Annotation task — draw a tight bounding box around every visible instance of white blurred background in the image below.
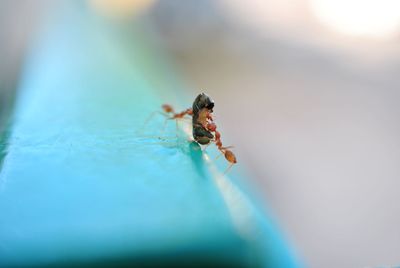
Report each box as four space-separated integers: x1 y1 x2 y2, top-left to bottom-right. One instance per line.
1 1 400 267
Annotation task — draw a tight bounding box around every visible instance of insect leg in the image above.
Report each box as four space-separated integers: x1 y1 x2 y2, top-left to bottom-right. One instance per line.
159 117 173 137
223 163 234 174
138 111 168 135
215 151 224 160
175 119 179 137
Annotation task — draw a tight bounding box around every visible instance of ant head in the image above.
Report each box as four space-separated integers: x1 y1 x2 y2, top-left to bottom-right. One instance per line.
162 104 173 113
193 93 214 113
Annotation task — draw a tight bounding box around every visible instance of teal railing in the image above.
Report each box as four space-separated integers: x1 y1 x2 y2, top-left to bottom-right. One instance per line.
0 2 300 267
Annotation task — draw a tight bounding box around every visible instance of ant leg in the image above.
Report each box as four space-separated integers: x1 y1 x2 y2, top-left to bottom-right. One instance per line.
172 108 192 138
137 111 157 134
175 119 179 137
215 151 224 160
158 117 174 139
139 111 169 135
201 139 215 150
160 117 189 139
223 163 234 174
220 146 234 150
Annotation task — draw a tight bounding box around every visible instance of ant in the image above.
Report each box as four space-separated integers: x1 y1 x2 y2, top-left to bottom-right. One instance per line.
161 93 237 173
161 104 193 119
142 104 192 137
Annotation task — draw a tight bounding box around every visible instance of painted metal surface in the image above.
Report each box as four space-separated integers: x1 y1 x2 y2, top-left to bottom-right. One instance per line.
0 2 299 267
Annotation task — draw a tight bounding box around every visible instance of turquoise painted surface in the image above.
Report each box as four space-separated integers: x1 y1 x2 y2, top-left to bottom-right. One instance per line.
0 2 300 267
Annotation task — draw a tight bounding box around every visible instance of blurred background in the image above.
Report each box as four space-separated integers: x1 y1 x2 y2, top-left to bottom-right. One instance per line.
1 1 400 267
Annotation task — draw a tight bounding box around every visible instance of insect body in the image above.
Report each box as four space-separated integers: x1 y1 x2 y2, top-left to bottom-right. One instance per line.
162 93 237 173
191 93 215 145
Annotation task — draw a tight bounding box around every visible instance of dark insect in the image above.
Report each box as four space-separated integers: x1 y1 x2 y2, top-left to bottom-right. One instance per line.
161 93 237 173
192 93 215 145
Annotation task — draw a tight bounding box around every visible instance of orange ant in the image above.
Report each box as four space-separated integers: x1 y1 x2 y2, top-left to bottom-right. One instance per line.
155 93 237 173
207 122 237 174
161 104 193 120
142 104 192 136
